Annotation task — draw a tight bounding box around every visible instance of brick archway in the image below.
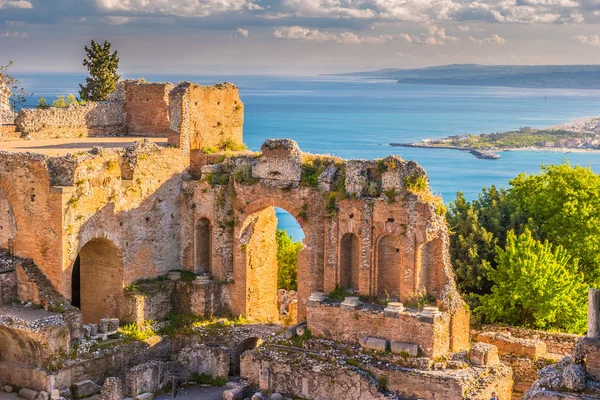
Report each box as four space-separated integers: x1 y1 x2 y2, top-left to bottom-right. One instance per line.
236 197 309 322
75 238 124 323
375 234 402 298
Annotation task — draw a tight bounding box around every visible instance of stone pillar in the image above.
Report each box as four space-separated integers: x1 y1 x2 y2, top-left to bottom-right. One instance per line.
588 288 600 338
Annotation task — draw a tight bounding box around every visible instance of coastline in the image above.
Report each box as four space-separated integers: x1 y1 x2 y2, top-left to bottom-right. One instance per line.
391 115 600 158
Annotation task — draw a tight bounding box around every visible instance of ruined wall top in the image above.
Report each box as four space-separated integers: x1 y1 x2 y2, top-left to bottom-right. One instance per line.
0 77 10 111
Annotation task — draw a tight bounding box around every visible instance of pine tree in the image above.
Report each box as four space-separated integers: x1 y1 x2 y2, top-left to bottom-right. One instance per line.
79 40 120 102
476 228 587 334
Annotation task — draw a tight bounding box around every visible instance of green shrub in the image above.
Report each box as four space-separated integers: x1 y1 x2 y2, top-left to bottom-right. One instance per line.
328 285 351 301
403 173 428 193
119 322 156 341
301 157 327 188
234 164 259 185
36 97 51 109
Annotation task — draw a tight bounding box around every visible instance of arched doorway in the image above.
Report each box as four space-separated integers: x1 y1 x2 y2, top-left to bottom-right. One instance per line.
239 206 304 324
230 337 263 376
377 235 402 298
73 238 123 323
0 187 17 252
339 233 360 291
420 239 445 296
195 218 212 274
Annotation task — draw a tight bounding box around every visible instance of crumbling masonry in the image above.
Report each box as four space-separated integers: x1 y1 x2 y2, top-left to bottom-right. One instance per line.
0 80 515 399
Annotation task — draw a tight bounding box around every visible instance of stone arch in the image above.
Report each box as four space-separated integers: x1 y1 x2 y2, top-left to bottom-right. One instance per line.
237 197 308 323
339 232 360 291
195 217 212 274
230 337 263 376
75 238 124 323
0 178 25 255
419 239 445 296
376 234 402 298
0 187 17 251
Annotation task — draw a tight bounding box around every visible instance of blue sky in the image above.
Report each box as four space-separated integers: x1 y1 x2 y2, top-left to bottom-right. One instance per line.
1 0 600 74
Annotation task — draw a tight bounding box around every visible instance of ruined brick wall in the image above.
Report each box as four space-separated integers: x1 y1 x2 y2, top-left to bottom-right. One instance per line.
0 152 64 288
182 140 467 331
474 325 581 356
241 351 387 400
124 82 173 136
168 82 244 152
57 143 187 322
240 207 279 322
307 301 451 357
0 187 16 249
15 102 125 138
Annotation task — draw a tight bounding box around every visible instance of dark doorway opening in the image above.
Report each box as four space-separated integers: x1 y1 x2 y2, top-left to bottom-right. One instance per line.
71 255 81 308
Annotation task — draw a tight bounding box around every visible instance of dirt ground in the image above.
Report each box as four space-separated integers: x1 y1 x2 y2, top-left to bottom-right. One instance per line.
0 137 167 157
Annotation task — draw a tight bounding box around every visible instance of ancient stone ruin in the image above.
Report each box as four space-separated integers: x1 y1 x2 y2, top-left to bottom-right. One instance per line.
0 78 14 126
0 79 529 399
524 288 600 399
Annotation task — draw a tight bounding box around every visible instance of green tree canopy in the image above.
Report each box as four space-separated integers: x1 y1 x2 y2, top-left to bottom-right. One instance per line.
510 163 600 284
477 229 587 334
276 229 303 291
79 40 120 102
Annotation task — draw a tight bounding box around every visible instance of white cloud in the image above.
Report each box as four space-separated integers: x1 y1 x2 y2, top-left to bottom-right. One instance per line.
0 0 32 9
469 34 506 44
236 28 249 38
1 31 29 38
573 34 600 46
272 26 393 45
104 16 133 25
400 26 460 45
95 0 258 17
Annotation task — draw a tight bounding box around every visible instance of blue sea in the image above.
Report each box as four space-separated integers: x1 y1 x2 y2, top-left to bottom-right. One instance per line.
15 73 600 241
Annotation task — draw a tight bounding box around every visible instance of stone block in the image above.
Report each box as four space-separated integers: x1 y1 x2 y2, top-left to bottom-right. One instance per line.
340 296 360 312
125 361 170 397
469 342 500 367
390 341 419 357
36 392 49 400
222 388 243 400
167 271 181 281
383 302 404 318
251 393 265 400
98 319 110 333
360 337 389 352
583 337 600 381
2 385 13 393
271 393 283 400
296 325 306 337
563 363 586 391
108 318 119 332
50 390 60 400
134 394 153 400
19 388 39 400
71 380 101 399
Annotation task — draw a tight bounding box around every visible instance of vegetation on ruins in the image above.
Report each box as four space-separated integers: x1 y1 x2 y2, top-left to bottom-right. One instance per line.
448 162 600 333
276 229 303 291
300 156 328 187
119 321 157 341
79 40 120 102
53 94 84 108
36 97 51 109
1 61 29 111
202 139 247 154
234 164 259 185
477 229 587 334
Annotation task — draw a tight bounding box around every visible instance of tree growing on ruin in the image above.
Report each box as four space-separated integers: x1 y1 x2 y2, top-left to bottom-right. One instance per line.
276 229 303 291
477 229 587 334
79 40 120 102
1 61 29 111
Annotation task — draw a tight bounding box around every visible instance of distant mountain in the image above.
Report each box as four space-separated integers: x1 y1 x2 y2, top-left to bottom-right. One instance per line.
330 64 600 89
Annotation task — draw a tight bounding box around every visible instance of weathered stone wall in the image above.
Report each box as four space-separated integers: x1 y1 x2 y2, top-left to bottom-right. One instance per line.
122 282 175 325
307 300 450 357
168 82 244 153
241 351 387 400
0 152 64 288
124 82 173 136
241 207 279 322
475 325 581 356
15 102 125 138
